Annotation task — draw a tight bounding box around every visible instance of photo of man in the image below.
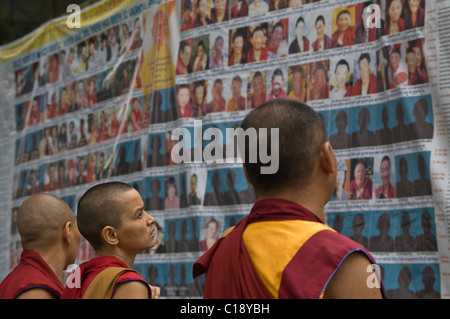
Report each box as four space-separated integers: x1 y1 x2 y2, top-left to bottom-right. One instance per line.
267 68 287 100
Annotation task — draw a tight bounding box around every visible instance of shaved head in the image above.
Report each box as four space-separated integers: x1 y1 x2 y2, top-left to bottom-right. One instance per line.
240 99 327 193
77 182 135 250
18 194 75 249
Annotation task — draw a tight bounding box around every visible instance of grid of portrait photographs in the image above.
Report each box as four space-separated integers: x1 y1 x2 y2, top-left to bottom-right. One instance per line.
8 0 439 298
328 206 440 298
176 0 428 113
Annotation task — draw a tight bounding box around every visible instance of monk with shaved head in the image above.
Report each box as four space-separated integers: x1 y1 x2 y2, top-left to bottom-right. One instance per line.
0 194 81 299
194 99 385 299
62 181 160 299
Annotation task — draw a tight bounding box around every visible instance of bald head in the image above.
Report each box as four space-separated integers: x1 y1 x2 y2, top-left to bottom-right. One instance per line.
77 182 135 250
18 194 75 249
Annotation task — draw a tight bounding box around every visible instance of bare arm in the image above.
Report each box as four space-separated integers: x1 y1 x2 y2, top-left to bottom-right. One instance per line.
322 252 383 299
113 281 160 299
16 288 57 299
113 281 150 299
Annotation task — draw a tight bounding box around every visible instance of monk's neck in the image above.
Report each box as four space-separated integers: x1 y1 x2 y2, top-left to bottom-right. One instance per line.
95 248 135 268
255 190 326 223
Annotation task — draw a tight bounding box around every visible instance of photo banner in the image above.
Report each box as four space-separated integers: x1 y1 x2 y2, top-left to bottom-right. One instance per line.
0 0 449 299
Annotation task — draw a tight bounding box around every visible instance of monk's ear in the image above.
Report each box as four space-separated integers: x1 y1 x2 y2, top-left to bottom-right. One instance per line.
101 226 119 246
62 221 71 244
319 141 336 175
62 220 78 244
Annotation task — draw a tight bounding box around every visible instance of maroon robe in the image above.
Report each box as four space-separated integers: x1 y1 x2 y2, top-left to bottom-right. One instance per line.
193 209 273 298
62 256 151 299
0 249 64 299
194 199 385 299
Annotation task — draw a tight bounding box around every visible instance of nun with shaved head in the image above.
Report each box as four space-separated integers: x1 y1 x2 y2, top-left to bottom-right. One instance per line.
0 194 81 299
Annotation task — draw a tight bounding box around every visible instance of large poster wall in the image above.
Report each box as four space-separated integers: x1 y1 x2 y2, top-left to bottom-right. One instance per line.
0 0 449 299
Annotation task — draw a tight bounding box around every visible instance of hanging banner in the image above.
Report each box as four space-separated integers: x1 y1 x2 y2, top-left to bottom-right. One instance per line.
1 0 449 299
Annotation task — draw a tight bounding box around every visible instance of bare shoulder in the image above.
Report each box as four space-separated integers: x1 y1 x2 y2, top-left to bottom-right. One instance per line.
323 251 383 299
112 280 150 299
16 287 57 299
